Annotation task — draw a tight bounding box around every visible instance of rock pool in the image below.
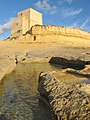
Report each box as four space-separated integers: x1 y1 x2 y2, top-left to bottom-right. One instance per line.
0 63 88 120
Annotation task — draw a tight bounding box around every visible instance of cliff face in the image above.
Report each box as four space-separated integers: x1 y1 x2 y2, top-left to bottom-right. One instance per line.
31 25 90 40
10 25 90 44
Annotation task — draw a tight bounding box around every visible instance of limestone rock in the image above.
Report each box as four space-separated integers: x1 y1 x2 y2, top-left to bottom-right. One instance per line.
38 72 90 120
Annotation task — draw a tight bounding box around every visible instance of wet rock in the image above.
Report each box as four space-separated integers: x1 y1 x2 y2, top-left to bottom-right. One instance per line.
49 57 90 70
38 72 90 120
66 68 90 78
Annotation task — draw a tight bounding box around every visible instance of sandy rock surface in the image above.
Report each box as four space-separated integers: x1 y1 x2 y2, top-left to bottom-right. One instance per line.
0 35 90 81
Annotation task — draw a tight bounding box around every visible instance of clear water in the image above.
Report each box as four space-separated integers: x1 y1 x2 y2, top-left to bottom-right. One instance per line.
81 79 90 84
0 63 57 120
0 63 89 120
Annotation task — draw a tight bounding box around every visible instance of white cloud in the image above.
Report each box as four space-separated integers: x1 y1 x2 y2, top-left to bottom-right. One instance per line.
64 0 73 4
34 0 57 14
61 8 83 17
80 19 90 29
71 18 90 32
0 20 12 35
58 0 74 4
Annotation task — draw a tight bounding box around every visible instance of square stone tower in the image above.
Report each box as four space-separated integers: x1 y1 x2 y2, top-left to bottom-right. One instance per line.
10 8 42 38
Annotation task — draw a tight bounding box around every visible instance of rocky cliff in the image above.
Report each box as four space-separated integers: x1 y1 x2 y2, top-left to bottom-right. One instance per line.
31 25 90 40
14 25 90 45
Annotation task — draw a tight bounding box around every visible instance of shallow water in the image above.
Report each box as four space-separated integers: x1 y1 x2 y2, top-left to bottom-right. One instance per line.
81 79 90 84
0 63 88 120
0 63 58 120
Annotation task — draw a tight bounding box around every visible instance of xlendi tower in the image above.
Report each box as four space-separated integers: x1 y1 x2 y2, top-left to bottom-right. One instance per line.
10 8 42 38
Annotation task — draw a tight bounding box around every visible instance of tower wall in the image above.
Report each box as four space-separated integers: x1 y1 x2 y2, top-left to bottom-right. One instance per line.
22 17 29 34
30 8 42 28
18 8 30 30
11 17 23 38
10 8 42 38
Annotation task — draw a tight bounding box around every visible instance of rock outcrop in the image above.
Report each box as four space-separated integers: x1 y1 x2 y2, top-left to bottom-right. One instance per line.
10 25 90 46
31 25 90 39
38 72 90 120
49 57 90 70
1 24 90 82
0 56 16 81
66 66 90 78
23 25 90 43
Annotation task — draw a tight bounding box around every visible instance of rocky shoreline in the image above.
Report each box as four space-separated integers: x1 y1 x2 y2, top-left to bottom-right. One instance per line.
0 39 90 81
38 72 90 120
0 40 90 120
0 18 90 120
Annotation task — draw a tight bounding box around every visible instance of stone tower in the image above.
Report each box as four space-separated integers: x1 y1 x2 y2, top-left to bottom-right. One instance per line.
10 8 42 38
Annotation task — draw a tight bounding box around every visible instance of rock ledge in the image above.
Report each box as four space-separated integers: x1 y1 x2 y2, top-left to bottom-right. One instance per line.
38 72 90 120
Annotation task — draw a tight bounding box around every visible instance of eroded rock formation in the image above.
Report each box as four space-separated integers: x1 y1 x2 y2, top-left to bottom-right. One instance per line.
49 57 90 70
31 25 90 39
38 72 90 120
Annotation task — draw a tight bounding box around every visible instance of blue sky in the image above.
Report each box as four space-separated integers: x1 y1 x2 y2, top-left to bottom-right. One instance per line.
0 0 90 39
